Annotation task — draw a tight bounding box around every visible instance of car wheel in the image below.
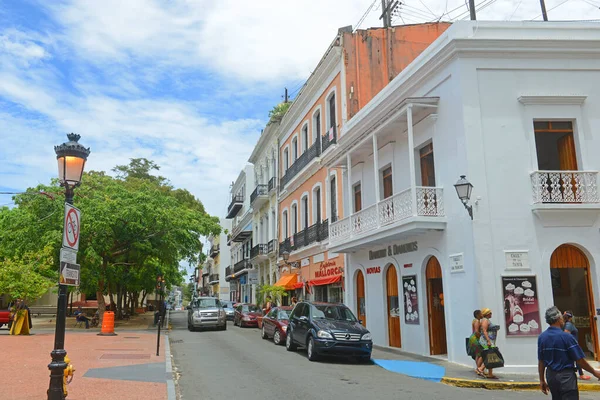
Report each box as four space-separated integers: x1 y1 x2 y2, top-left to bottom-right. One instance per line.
273 330 282 345
261 326 268 339
286 330 297 351
307 337 319 361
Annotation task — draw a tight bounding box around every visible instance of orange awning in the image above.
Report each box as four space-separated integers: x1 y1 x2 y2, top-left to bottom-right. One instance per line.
274 274 298 290
308 275 342 287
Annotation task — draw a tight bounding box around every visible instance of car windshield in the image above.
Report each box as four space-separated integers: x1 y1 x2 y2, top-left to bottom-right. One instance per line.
242 305 260 313
222 302 233 309
312 305 357 322
278 310 289 320
195 299 219 308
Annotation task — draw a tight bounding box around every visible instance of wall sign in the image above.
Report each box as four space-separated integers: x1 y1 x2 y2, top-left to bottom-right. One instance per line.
402 275 419 324
313 260 343 278
449 253 464 273
301 258 310 267
505 251 530 270
502 276 541 337
404 263 412 269
369 241 419 260
366 266 381 274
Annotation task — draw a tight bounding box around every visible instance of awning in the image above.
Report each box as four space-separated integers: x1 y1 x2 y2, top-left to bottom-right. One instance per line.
308 275 342 287
292 282 304 289
274 274 299 290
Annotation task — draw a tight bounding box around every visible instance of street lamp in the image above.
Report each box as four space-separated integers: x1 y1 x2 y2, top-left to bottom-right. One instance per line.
454 175 474 220
48 133 90 400
282 251 290 263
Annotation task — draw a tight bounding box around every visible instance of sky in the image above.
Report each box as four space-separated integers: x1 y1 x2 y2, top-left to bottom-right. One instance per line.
1 0 598 221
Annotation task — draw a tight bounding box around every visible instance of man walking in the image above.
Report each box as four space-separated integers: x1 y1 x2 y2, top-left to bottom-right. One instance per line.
538 306 600 398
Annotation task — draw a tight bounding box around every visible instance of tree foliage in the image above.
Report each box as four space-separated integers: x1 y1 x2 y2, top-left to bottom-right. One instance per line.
0 158 221 318
257 285 288 307
268 102 292 122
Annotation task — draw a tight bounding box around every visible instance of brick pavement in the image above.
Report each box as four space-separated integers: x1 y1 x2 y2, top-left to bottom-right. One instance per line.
0 329 168 400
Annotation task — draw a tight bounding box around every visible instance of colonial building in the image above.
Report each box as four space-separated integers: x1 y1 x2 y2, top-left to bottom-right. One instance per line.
277 23 450 305
325 21 600 372
226 165 256 303
248 121 281 288
204 218 232 301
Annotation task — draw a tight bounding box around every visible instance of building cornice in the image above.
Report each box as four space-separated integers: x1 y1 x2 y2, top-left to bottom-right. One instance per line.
518 95 587 105
249 121 280 163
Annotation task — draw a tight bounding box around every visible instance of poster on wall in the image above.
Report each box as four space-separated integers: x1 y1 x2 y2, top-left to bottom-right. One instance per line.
403 275 419 325
502 276 541 337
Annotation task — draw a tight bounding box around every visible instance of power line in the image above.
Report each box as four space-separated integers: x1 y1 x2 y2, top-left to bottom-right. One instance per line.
354 0 379 31
416 0 437 16
508 0 524 20
531 0 570 19
402 4 437 19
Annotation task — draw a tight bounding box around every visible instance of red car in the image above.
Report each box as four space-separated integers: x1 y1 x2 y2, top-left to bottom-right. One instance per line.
261 306 292 345
233 304 263 327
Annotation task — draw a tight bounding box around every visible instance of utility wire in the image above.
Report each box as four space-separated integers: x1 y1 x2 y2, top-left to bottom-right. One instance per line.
416 0 437 16
402 4 437 19
508 0 524 20
531 0 570 19
354 0 378 31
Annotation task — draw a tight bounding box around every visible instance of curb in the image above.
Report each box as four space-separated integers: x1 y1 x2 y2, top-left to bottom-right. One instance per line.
164 323 176 400
441 377 600 392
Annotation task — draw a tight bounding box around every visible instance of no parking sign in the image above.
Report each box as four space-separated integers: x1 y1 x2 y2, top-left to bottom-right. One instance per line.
63 203 81 251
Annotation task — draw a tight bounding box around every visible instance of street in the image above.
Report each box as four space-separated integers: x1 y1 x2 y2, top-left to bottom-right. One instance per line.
168 311 595 400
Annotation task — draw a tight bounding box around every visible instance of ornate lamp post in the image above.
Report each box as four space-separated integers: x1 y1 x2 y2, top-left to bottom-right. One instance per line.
454 175 474 220
48 133 90 400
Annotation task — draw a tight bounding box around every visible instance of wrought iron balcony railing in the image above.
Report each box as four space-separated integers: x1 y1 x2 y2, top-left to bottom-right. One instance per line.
268 177 276 192
227 194 244 218
321 126 337 154
280 140 321 189
250 243 269 259
278 219 329 255
234 259 249 273
250 184 268 205
209 274 219 283
210 244 220 257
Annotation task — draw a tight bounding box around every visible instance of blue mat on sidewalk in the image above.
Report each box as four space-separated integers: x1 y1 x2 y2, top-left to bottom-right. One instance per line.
373 359 446 382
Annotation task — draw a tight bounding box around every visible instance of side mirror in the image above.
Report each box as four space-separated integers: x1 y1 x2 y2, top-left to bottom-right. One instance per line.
299 316 308 322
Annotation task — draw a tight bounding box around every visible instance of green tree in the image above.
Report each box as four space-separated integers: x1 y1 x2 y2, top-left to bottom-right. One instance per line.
268 102 292 122
0 246 56 303
257 285 288 307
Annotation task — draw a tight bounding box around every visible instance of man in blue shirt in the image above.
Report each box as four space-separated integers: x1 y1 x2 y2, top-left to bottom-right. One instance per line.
538 306 600 398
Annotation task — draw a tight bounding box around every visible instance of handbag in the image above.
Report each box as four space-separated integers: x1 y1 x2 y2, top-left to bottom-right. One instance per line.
482 347 504 369
465 337 471 356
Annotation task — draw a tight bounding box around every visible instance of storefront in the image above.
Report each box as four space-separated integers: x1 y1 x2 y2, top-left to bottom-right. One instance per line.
273 272 303 305
306 254 344 304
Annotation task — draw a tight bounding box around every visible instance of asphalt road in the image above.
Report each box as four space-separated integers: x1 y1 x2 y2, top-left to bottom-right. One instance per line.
168 311 595 400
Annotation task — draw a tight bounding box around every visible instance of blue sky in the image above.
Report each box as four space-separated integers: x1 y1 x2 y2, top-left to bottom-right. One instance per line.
1 0 598 217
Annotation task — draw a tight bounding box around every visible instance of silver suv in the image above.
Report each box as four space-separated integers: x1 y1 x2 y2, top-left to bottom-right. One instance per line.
187 297 227 331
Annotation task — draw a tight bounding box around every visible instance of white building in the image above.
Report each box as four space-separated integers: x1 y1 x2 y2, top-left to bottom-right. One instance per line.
205 218 232 301
324 21 600 372
248 120 281 288
226 165 256 303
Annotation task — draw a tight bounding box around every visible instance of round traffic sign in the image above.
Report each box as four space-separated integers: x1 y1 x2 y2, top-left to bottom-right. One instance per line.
65 207 80 248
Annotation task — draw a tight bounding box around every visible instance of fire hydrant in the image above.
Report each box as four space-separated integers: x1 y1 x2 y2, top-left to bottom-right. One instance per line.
63 355 75 397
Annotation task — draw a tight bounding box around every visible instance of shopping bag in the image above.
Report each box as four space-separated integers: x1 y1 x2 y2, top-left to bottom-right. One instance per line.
465 337 471 356
482 347 504 369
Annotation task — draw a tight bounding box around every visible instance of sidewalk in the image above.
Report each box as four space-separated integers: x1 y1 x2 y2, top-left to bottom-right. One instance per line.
0 324 172 400
371 345 600 392
31 311 159 331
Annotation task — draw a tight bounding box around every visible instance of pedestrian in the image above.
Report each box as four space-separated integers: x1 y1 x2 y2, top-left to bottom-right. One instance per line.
538 306 600 398
291 297 298 307
264 296 274 314
562 311 591 381
9 299 32 335
468 309 485 377
479 308 501 379
74 306 90 329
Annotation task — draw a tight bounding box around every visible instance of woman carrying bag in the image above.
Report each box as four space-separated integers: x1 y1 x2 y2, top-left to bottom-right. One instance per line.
477 308 503 379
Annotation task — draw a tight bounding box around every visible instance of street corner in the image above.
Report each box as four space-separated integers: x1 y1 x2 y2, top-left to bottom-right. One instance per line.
372 359 446 382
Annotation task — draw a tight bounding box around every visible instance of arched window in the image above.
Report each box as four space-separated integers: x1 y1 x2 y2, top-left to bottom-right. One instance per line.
283 148 289 172
291 203 298 234
313 109 321 144
282 210 288 239
301 194 309 230
301 123 309 153
312 184 322 224
326 91 336 133
292 137 298 162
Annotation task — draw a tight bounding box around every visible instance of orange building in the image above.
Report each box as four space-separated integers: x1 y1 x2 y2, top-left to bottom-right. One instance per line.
276 23 450 304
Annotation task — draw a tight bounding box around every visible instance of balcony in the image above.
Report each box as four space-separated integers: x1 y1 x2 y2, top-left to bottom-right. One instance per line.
329 187 446 253
321 126 337 154
234 259 249 273
210 244 220 257
268 177 276 193
279 219 329 254
267 239 277 255
250 243 269 261
227 194 244 219
225 266 232 281
202 269 210 277
530 170 600 227
209 274 219 284
280 140 321 189
229 212 252 243
250 184 269 209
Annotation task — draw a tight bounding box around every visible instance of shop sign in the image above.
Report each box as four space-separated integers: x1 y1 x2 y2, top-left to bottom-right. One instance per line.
301 258 310 267
369 241 418 260
449 253 464 273
314 260 343 278
505 251 530 270
366 266 381 274
402 275 419 324
403 263 412 269
502 276 541 337
248 270 259 285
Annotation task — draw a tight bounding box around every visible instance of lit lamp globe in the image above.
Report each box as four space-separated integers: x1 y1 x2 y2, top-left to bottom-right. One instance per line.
54 133 91 188
282 251 290 262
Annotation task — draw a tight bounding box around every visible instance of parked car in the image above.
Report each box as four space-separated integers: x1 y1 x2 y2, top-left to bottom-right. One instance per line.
187 297 227 331
285 301 372 362
233 303 263 327
221 301 236 321
0 310 12 329
261 306 292 345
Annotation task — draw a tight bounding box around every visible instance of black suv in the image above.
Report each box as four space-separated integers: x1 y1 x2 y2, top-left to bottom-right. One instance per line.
285 301 372 362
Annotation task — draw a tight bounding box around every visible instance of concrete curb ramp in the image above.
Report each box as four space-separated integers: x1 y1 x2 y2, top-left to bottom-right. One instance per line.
442 377 600 392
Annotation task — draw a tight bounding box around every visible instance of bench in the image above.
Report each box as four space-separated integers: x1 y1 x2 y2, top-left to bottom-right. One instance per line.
29 307 57 317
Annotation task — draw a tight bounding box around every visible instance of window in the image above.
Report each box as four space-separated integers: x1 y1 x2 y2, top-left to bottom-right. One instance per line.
290 303 304 319
291 204 298 234
278 309 290 320
328 93 336 131
292 138 298 162
313 186 322 223
300 304 310 318
330 176 337 222
353 183 362 212
534 121 577 170
301 196 309 229
282 211 288 239
313 110 321 142
382 166 393 199
283 149 289 171
302 124 309 153
419 143 436 186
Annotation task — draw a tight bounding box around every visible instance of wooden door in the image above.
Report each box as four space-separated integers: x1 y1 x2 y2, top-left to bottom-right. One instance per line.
426 257 447 355
383 167 393 199
356 271 366 327
420 143 436 186
557 134 578 171
386 266 401 348
551 244 599 360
